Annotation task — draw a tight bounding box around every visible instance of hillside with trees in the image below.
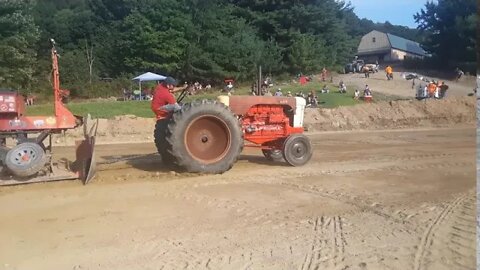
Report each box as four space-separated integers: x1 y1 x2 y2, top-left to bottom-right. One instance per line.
0 0 475 98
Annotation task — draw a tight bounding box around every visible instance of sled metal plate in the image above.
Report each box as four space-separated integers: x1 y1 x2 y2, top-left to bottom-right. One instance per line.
0 171 78 186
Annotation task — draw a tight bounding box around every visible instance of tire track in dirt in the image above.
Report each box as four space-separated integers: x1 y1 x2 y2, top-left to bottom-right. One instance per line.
438 196 476 270
413 192 475 270
300 216 347 270
201 172 408 226
195 155 473 227
279 182 411 228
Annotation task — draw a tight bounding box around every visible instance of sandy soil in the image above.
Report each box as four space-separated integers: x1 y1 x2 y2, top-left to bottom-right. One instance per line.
0 127 475 270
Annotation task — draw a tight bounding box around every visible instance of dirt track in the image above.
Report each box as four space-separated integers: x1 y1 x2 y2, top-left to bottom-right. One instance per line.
0 127 476 270
337 72 475 98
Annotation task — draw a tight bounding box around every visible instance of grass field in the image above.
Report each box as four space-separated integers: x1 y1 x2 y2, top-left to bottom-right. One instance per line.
25 81 397 118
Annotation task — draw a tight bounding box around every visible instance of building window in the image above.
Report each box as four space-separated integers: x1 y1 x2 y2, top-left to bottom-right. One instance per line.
372 37 376 43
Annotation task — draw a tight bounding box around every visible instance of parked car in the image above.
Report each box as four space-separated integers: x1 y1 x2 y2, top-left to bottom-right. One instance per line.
362 63 379 73
344 59 365 74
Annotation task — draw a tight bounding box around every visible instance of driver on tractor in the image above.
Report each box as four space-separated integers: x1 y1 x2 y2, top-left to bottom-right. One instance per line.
151 76 182 119
151 76 184 161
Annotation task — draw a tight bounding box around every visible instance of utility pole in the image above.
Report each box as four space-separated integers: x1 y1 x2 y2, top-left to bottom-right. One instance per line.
257 65 262 96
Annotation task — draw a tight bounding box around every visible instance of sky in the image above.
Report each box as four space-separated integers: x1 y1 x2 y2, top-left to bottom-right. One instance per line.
347 0 433 28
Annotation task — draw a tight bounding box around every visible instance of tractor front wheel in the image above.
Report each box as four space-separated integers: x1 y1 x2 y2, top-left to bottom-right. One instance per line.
5 142 47 177
282 134 312 166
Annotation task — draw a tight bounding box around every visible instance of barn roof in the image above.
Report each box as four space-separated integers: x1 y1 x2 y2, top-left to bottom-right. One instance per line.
386 33 427 56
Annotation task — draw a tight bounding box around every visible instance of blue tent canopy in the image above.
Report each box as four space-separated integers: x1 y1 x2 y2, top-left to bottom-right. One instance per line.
130 72 167 100
132 72 166 82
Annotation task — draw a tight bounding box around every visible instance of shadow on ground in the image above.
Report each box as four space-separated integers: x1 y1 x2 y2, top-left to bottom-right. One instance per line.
99 152 289 173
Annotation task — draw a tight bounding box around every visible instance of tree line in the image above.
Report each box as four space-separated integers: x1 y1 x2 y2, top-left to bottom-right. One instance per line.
0 0 475 98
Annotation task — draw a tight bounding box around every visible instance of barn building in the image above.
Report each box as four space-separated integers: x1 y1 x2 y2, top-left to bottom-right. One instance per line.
356 30 427 63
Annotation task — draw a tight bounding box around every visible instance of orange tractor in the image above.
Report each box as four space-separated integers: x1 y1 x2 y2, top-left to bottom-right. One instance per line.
0 39 97 185
155 93 312 173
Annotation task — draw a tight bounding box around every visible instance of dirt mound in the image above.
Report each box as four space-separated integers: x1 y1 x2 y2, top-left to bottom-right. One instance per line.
52 97 475 145
304 96 475 131
53 115 156 145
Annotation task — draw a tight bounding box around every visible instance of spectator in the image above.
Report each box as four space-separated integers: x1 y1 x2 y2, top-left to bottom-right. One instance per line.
133 89 141 100
354 89 360 100
122 88 130 101
321 85 329 93
416 84 424 99
321 67 327 82
363 85 372 97
306 91 318 107
427 81 437 98
339 81 347 93
363 87 372 102
437 81 449 99
362 66 370 78
286 91 293 97
455 67 464 81
264 90 273 96
274 88 283 96
226 81 233 91
385 65 393 80
364 84 370 93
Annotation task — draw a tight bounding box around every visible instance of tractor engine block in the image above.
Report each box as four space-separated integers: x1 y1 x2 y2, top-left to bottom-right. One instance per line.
240 104 291 141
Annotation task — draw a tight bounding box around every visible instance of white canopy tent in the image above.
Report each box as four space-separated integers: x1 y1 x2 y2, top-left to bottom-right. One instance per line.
131 72 167 100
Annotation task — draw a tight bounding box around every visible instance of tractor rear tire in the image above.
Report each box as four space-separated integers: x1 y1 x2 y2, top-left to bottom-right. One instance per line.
154 118 176 166
282 134 312 166
262 149 284 162
5 142 47 177
165 100 243 174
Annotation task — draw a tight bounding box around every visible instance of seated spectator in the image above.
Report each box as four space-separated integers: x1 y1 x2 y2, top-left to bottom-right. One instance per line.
296 92 306 99
354 89 360 100
363 88 372 97
286 91 293 97
321 85 329 93
274 88 283 96
306 91 318 107
339 82 347 93
226 81 233 91
363 87 373 102
133 90 141 100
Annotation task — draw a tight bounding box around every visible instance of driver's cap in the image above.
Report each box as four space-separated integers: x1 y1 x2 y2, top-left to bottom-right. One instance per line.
164 77 177 86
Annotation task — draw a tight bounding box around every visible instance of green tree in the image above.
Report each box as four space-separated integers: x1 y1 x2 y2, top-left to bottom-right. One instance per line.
0 0 40 89
414 0 476 68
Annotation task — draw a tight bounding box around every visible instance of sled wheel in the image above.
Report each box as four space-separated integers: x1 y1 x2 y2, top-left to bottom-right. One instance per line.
5 142 47 177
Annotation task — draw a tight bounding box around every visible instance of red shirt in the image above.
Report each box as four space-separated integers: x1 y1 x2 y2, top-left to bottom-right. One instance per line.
151 84 176 120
